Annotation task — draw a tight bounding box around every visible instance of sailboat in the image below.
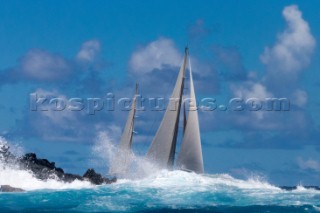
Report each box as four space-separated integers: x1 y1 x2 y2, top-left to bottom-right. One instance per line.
112 47 204 174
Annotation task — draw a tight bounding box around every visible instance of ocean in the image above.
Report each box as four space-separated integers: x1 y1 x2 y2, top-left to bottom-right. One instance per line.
1 168 320 213
1 135 320 212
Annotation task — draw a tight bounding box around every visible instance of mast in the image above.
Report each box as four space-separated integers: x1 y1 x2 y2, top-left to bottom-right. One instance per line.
146 47 188 169
176 58 204 173
183 103 187 134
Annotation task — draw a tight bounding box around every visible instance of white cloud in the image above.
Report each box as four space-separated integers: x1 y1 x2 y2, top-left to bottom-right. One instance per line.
25 88 121 143
293 89 308 107
129 38 182 73
21 49 71 81
231 82 273 120
32 89 77 129
27 88 91 142
260 5 315 76
297 157 320 172
76 40 101 63
231 81 272 100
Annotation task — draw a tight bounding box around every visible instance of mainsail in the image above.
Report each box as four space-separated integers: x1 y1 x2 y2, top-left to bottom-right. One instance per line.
146 48 188 169
176 59 204 173
109 83 138 175
110 47 204 175
119 83 138 151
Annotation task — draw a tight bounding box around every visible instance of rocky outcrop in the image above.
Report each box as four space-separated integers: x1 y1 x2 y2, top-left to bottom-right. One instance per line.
280 186 320 191
19 153 83 182
1 145 116 187
18 153 116 185
83 169 116 184
0 185 24 192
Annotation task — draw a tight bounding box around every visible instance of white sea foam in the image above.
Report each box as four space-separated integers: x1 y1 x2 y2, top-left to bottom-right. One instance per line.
0 165 92 191
92 132 279 192
0 137 93 191
115 169 280 191
313 205 320 211
92 131 160 179
108 170 320 208
1 134 320 202
91 131 320 200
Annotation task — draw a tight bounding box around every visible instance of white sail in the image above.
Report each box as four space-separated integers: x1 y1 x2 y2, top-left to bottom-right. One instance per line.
146 48 188 169
109 84 138 175
176 59 204 173
119 88 137 151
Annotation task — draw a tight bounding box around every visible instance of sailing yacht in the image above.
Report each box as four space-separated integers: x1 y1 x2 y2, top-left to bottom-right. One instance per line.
112 47 204 174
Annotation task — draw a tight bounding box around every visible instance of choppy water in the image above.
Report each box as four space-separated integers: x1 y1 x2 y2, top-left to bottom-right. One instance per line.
1 168 320 212
1 136 320 212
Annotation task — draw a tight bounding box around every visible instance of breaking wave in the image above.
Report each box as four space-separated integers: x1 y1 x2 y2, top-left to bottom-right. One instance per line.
1 169 320 212
0 137 92 191
1 136 320 212
92 131 160 179
0 165 92 191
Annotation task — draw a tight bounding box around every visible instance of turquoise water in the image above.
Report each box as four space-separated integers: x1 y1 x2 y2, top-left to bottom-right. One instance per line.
1 136 320 212
1 170 320 212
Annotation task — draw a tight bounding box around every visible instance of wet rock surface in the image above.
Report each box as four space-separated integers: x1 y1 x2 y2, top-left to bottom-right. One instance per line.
279 186 320 191
0 185 25 192
83 168 117 185
1 144 116 187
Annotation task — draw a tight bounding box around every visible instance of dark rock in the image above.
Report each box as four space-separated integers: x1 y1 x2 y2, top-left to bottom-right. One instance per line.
0 185 24 192
1 145 116 185
279 186 320 191
18 153 70 181
83 169 117 185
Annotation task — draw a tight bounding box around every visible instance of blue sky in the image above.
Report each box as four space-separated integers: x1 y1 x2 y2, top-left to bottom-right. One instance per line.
1 0 320 185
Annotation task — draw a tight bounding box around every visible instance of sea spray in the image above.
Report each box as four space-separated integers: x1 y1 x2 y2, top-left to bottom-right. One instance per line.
1 141 320 212
0 137 92 191
2 136 320 212
92 130 160 179
1 170 320 211
0 136 24 158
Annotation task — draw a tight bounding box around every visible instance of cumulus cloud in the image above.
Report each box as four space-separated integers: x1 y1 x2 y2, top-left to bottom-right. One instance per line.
231 81 272 100
20 49 72 81
76 40 101 63
128 38 218 96
230 81 273 120
258 5 315 107
223 5 315 126
297 157 320 172
230 5 316 102
293 89 308 107
129 38 182 73
15 88 117 143
0 39 104 86
261 5 316 81
32 89 75 125
26 89 82 141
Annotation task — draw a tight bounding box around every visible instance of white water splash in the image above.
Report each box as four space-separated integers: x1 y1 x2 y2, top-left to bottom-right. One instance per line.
92 131 159 179
0 165 92 191
107 170 320 208
115 170 280 191
1 134 319 201
0 137 93 191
